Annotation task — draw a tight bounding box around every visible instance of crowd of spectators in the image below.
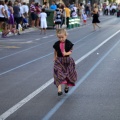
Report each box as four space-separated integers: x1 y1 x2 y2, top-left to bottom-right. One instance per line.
103 3 120 16
0 0 29 37
0 0 93 38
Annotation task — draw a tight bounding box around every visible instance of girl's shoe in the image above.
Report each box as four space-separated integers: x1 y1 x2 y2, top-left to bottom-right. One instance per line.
64 87 69 93
58 91 63 96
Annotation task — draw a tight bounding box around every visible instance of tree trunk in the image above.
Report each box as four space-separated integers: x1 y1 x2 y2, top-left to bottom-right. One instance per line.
49 0 52 5
75 0 79 3
62 0 70 5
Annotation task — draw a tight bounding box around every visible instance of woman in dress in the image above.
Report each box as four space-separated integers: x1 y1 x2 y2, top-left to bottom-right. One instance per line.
39 8 47 34
92 6 101 31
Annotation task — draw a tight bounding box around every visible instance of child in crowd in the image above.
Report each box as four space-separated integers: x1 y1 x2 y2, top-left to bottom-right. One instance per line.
22 16 29 29
53 28 77 96
54 8 62 29
82 12 87 25
11 23 18 35
39 8 47 34
1 22 10 38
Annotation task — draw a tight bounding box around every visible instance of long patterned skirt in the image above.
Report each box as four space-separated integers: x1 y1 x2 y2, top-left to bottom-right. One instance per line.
54 57 77 87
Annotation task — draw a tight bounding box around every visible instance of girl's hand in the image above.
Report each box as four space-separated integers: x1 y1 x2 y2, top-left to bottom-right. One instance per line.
62 50 67 56
63 50 72 56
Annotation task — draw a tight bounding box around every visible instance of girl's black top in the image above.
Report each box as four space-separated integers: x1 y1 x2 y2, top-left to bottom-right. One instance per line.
53 39 74 57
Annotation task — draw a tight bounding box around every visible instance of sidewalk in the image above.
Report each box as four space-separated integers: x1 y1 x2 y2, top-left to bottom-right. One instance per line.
0 27 39 38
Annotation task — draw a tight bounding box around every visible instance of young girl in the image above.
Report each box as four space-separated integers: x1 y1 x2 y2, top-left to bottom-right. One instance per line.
53 28 77 96
1 22 10 38
40 8 47 34
11 23 18 35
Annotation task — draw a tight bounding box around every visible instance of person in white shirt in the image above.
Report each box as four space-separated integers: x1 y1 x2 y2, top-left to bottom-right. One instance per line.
0 1 6 30
105 5 109 15
22 2 29 28
111 4 117 15
40 8 47 34
71 4 78 18
18 3 23 18
4 0 9 20
18 3 23 30
22 2 29 18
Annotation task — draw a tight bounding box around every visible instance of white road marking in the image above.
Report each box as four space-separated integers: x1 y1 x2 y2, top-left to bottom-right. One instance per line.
49 35 54 36
0 28 120 120
35 38 41 40
43 36 48 38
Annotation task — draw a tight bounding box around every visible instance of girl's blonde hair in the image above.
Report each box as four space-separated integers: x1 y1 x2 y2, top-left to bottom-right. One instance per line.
56 28 68 36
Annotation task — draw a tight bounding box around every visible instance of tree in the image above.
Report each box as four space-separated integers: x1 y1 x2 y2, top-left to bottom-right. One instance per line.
62 0 70 5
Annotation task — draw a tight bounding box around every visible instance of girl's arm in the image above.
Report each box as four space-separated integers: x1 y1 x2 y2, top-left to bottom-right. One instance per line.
54 50 57 61
63 49 72 56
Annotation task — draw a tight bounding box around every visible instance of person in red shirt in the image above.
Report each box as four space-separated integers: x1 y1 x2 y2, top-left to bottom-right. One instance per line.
35 2 41 28
30 0 36 27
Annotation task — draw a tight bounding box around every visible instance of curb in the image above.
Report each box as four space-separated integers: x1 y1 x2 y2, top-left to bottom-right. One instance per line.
1 27 39 37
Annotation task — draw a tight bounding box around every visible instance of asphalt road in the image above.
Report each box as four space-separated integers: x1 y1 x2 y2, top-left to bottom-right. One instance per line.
0 15 120 120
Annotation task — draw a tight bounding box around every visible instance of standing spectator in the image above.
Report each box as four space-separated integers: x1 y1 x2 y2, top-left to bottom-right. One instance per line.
30 0 36 27
8 1 14 31
69 2 74 10
54 8 62 29
50 1 57 10
40 8 47 34
110 5 112 15
102 3 106 15
59 4 65 27
76 3 80 16
55 0 60 8
85 4 90 17
71 4 78 18
4 0 9 21
22 2 29 24
13 1 21 35
78 3 82 20
111 4 117 15
42 2 49 9
0 1 6 30
64 5 71 28
105 5 109 15
18 3 23 30
35 2 41 28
